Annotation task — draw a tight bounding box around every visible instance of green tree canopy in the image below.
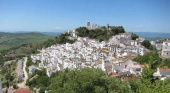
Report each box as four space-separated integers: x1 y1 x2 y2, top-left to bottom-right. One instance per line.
49 68 131 93
141 40 151 49
75 26 126 42
131 33 139 40
75 27 89 37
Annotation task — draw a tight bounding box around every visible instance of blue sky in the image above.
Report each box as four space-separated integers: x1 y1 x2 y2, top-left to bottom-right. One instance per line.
0 0 170 32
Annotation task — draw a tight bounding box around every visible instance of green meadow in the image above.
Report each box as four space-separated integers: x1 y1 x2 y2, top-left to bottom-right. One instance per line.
0 32 54 51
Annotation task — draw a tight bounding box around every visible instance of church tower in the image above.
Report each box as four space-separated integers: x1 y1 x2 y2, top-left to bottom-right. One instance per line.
87 21 91 29
106 24 110 36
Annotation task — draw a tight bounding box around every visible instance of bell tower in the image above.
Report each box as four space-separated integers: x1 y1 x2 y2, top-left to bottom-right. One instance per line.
87 21 91 29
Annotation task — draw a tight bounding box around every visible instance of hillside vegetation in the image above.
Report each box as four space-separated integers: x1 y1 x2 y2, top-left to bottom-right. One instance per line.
25 67 170 93
0 32 55 66
0 32 53 51
76 26 125 41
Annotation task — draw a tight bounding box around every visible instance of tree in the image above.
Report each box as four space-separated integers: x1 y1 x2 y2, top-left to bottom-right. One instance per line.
9 75 14 82
111 27 119 35
76 27 89 37
140 66 155 83
118 26 125 33
36 76 49 87
36 68 46 76
55 33 76 44
110 26 125 35
48 68 131 93
131 33 139 40
43 39 56 48
0 54 5 66
6 81 9 88
75 26 126 42
5 73 10 80
13 84 18 89
141 40 151 49
39 87 46 93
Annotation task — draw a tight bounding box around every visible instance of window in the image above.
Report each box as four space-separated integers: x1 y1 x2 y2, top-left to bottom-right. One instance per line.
166 43 168 46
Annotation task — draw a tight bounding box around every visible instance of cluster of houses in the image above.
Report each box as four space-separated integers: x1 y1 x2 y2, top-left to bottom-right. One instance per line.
153 39 170 80
156 39 170 57
31 28 150 77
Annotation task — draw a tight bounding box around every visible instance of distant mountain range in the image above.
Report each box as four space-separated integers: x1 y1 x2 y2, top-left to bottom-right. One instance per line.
39 31 170 41
40 32 63 36
7 31 64 36
1 31 169 42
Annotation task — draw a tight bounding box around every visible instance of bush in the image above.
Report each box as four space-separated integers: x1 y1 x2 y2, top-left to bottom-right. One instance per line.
13 84 19 89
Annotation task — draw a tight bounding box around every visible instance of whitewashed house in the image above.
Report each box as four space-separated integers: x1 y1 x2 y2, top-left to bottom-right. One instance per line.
120 32 131 39
162 40 170 56
28 65 37 75
156 44 163 51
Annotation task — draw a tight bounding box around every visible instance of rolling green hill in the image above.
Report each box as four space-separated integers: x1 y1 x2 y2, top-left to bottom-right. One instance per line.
0 32 54 51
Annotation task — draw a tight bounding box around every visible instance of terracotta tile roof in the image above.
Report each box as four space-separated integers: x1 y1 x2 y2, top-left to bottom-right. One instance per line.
96 60 102 64
102 48 108 51
129 52 137 55
47 67 51 71
122 74 139 82
103 51 109 54
105 66 112 70
14 89 31 93
164 40 170 43
144 51 151 55
123 56 134 59
140 64 149 68
106 56 115 60
119 38 131 40
160 68 170 72
110 73 119 77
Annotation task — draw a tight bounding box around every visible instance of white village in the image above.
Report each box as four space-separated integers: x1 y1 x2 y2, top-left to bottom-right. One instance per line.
30 22 148 78
28 22 170 81
1 22 170 93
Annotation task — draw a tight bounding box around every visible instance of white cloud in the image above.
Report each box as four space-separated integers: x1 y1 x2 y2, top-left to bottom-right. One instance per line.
136 25 143 28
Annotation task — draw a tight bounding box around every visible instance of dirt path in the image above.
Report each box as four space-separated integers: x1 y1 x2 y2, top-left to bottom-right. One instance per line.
17 57 29 89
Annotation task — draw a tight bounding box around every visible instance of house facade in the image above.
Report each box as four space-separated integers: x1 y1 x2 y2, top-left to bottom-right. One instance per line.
162 40 170 56
156 44 163 51
28 65 37 75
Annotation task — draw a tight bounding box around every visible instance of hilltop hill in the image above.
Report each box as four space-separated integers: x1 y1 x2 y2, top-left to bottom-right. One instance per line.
0 32 54 51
